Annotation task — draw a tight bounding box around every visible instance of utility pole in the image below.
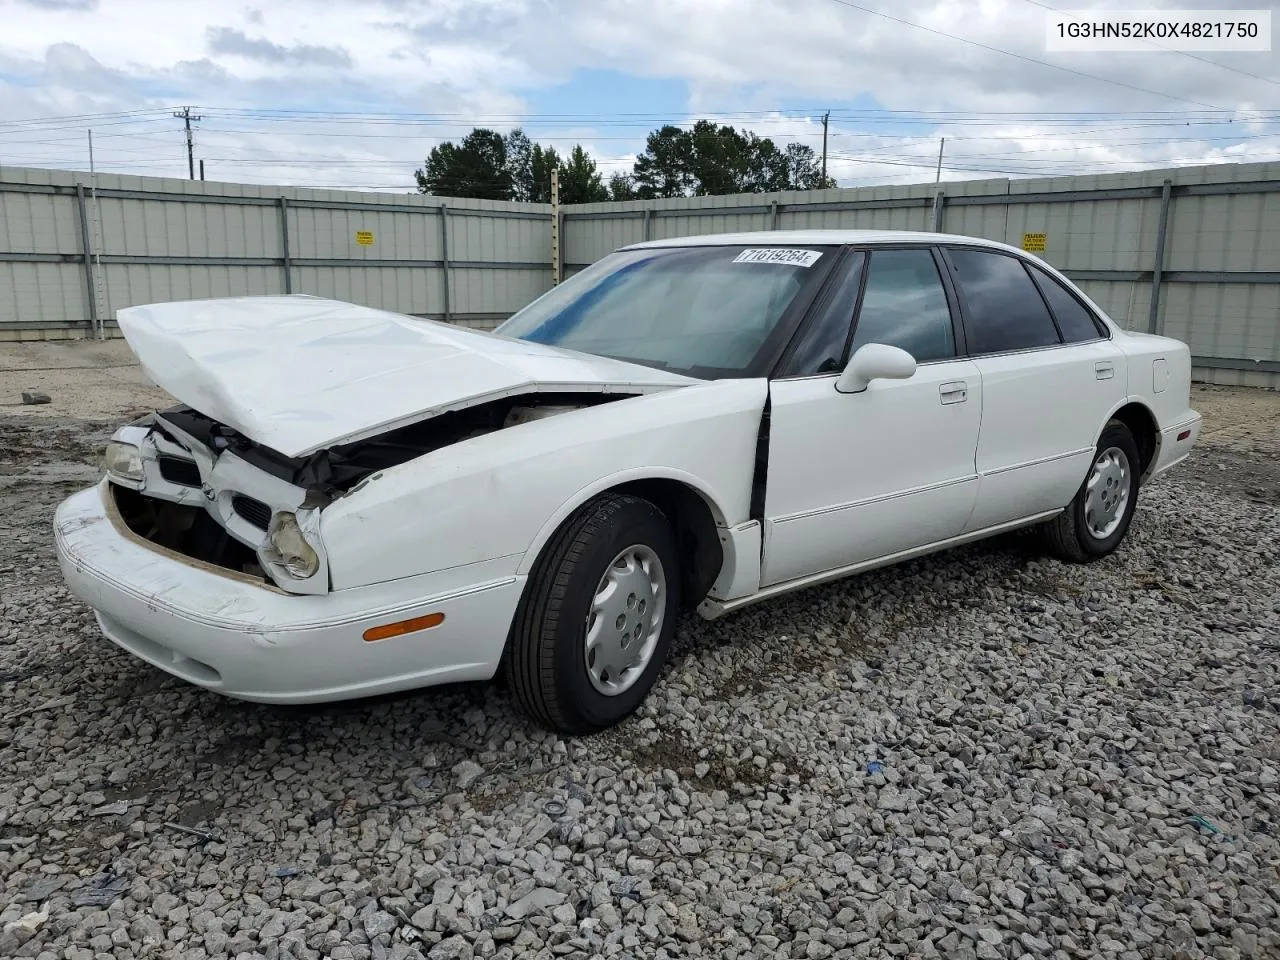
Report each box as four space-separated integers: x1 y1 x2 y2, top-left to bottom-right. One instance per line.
821 110 830 184
173 106 202 180
934 137 945 184
87 130 107 340
550 168 561 285
199 159 205 181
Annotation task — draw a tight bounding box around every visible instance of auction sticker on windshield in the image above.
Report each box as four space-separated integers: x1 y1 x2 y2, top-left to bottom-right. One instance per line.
732 248 823 267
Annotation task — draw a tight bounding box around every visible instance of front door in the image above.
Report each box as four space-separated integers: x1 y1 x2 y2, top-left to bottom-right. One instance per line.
761 247 983 587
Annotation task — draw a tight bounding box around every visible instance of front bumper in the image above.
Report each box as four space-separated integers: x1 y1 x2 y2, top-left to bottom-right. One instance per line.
54 483 525 703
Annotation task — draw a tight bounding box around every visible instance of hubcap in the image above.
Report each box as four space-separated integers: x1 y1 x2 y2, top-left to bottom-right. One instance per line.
1084 446 1131 540
584 544 665 696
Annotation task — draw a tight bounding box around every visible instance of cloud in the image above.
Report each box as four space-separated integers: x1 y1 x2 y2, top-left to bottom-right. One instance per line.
204 27 351 68
15 0 97 10
0 0 1275 191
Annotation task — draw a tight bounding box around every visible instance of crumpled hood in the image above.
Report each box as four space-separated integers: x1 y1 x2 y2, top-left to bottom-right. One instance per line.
117 295 697 458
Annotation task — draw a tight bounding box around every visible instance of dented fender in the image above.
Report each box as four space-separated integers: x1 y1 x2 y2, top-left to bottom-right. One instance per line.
319 379 769 591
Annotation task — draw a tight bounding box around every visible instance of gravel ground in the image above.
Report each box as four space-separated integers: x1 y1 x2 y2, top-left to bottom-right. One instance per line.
1 347 1277 960
0 339 172 421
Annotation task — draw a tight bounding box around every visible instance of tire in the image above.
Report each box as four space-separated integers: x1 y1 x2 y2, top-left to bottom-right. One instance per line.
1042 419 1142 563
506 494 680 734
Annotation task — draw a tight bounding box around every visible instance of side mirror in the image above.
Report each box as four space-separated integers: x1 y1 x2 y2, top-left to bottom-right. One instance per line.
835 343 917 394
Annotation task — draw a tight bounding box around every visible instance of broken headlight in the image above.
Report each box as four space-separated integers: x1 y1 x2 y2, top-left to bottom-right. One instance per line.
103 441 144 485
263 512 320 579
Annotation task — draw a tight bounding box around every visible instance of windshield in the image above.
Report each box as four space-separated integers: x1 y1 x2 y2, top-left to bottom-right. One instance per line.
493 244 836 377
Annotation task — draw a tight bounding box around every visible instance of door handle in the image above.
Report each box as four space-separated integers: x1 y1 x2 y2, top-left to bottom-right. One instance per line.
939 381 968 405
1095 362 1116 380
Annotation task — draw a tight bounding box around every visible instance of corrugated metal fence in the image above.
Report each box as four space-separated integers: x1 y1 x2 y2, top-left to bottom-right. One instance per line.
564 161 1280 388
3 161 1279 386
0 166 551 336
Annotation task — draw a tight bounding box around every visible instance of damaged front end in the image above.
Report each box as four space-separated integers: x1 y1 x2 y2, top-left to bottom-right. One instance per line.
102 393 625 594
103 411 332 595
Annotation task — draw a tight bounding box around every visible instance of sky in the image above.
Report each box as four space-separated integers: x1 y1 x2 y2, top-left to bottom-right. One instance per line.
0 0 1278 193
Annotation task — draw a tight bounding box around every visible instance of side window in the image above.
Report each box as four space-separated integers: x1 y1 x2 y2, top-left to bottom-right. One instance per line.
1028 264 1108 342
947 248 1061 355
782 252 867 376
849 249 956 363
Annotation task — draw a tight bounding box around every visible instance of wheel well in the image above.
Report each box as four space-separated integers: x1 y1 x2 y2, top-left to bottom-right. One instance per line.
610 479 723 609
1111 402 1159 476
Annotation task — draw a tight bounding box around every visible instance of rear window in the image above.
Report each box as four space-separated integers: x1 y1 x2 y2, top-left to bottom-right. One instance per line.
946 248 1062 355
1028 264 1108 342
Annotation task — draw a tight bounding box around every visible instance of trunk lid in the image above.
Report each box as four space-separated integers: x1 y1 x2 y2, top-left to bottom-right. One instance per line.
117 295 697 458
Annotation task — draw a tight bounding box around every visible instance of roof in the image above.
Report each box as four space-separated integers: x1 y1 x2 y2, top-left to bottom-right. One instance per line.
625 229 1025 255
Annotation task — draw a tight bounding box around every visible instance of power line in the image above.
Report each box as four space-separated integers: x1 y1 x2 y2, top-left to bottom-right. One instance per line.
17 122 1275 163
831 121 1268 142
48 117 1255 145
828 152 1083 176
0 108 171 128
197 106 1273 128
0 119 177 143
952 132 1280 159
6 103 1277 134
62 127 1277 167
828 149 1280 175
199 104 1264 121
28 145 1270 173
813 0 1228 110
8 100 1280 190
1019 0 1280 92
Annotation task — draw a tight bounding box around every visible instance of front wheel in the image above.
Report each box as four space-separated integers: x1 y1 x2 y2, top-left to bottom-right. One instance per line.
1042 420 1142 563
506 494 680 734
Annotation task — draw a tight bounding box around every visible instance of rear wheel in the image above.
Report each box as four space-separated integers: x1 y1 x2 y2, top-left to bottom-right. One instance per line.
1042 420 1141 563
506 494 680 734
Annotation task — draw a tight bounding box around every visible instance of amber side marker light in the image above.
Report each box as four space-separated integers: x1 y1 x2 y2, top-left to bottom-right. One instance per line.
363 612 445 642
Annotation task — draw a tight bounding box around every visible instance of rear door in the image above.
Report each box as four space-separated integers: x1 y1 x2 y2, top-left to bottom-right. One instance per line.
761 247 982 586
939 246 1127 532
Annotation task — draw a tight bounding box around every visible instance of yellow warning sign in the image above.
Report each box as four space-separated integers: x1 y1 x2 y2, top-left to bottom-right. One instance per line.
355 230 375 246
1021 232 1047 253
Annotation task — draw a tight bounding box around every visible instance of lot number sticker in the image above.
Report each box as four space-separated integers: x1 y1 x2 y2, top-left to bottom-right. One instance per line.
733 248 822 267
1021 233 1047 253
355 230 375 246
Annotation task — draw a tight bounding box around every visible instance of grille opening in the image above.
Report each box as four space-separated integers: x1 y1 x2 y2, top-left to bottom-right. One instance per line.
231 495 272 530
157 455 201 487
112 485 266 581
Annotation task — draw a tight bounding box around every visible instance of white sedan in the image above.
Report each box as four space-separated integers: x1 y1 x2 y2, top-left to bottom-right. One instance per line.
54 230 1202 733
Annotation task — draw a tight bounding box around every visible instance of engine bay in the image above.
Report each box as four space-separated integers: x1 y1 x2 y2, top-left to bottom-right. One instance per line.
150 392 629 497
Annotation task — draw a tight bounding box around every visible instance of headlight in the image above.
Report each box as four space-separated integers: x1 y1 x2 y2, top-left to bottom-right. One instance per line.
103 442 144 483
263 512 319 579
